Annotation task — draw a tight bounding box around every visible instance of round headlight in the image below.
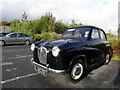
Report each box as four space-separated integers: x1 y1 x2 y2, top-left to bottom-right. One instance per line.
31 43 35 51
52 46 60 57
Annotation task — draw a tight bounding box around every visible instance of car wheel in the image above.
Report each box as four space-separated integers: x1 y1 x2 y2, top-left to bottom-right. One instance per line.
0 41 5 46
105 53 110 65
25 40 30 45
70 60 85 81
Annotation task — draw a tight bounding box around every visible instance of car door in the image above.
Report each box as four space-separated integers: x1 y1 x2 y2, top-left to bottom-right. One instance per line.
5 33 17 44
17 33 25 43
88 28 103 66
99 29 108 62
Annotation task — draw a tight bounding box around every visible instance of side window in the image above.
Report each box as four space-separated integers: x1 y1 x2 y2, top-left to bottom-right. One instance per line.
18 33 25 37
91 29 99 39
10 33 17 38
24 34 30 37
74 29 81 38
74 28 90 38
100 30 106 40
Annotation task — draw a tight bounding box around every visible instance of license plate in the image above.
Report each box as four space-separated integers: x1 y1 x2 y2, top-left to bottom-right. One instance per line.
37 67 48 77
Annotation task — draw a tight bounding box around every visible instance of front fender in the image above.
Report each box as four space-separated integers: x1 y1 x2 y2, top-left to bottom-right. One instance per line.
66 55 88 73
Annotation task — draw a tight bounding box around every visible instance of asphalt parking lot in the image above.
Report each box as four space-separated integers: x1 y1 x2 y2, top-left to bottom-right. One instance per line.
1 45 120 89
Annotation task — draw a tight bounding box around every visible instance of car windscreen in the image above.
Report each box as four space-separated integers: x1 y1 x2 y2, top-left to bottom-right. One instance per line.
61 27 90 39
6 33 17 38
0 33 9 37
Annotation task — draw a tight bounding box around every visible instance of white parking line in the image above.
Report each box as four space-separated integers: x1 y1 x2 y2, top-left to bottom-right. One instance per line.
4 55 33 60
1 62 13 66
3 45 27 48
3 49 31 52
1 72 40 84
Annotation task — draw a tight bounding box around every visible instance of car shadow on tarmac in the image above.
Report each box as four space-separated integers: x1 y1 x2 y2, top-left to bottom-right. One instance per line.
113 69 120 86
3 44 30 46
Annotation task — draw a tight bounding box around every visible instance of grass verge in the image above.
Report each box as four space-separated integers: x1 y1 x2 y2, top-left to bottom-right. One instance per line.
112 55 120 61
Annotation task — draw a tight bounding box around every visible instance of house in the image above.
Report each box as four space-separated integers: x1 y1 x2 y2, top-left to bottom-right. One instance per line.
0 25 10 33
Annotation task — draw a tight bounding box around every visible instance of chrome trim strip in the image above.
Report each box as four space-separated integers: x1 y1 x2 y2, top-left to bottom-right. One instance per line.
31 58 66 74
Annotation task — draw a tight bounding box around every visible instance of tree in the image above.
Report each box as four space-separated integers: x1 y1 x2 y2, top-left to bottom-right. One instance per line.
31 19 42 34
40 12 56 32
10 19 21 32
69 19 83 28
19 12 32 34
55 21 68 34
20 20 32 34
10 12 84 37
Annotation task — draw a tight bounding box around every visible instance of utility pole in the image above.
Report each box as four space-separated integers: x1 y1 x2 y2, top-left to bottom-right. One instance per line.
118 25 120 47
21 12 28 22
118 2 120 47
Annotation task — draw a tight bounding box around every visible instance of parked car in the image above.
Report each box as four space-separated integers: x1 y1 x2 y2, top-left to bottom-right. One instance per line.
30 26 113 82
0 32 34 46
0 33 9 37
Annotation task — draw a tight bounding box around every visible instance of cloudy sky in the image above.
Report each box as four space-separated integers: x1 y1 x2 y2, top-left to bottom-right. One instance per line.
1 0 119 35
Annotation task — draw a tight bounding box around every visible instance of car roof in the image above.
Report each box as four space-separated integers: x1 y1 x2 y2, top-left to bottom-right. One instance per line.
69 25 106 35
0 32 9 33
8 32 30 36
9 32 25 34
69 25 102 30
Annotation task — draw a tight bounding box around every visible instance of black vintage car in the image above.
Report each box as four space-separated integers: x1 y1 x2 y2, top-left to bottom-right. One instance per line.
31 26 113 81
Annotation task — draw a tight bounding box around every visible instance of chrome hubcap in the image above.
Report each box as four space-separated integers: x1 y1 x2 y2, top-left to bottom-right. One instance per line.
106 54 110 63
26 41 29 45
71 63 83 80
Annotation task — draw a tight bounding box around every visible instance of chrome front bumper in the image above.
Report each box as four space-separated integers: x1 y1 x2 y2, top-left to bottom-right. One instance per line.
31 58 66 74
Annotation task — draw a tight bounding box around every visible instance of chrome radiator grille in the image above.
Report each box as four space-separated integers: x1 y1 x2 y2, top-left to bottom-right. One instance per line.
37 46 48 65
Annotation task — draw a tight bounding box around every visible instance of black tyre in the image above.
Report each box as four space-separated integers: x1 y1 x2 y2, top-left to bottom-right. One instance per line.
25 40 30 45
70 60 85 82
104 53 110 65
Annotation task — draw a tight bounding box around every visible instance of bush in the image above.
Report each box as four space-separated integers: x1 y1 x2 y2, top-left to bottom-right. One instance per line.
108 38 118 49
33 34 42 41
107 33 120 60
107 33 118 49
34 32 59 41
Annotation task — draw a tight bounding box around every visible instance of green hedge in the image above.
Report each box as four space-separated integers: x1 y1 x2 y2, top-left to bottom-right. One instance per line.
107 34 120 60
108 38 118 49
34 32 59 41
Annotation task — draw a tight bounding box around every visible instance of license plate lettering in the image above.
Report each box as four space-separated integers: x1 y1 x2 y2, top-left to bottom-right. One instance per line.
37 67 47 77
